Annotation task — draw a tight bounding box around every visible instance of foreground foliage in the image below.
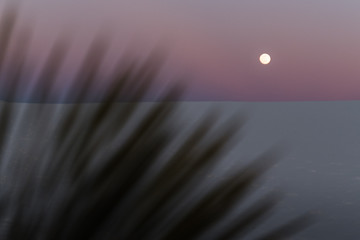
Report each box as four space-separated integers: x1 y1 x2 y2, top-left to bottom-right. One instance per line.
0 3 312 239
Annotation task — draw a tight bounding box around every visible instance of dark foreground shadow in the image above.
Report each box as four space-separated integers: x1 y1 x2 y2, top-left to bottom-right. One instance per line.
0 2 314 239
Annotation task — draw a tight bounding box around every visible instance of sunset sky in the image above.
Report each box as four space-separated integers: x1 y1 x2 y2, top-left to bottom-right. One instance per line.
3 0 360 101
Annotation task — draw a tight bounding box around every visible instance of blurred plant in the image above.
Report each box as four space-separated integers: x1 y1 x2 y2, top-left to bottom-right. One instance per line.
0 2 313 240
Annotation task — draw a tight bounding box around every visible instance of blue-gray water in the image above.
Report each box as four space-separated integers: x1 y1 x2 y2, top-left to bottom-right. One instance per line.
4 101 360 239
179 101 360 239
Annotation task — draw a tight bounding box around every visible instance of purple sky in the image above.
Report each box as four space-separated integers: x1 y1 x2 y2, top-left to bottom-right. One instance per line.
3 0 360 101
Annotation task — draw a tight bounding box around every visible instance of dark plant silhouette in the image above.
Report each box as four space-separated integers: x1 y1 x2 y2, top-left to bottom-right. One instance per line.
0 3 313 239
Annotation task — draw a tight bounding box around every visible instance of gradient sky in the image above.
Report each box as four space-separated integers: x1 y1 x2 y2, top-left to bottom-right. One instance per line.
3 0 360 101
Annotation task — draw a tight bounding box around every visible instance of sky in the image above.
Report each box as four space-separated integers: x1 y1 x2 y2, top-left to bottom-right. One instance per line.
1 1 360 239
2 0 360 101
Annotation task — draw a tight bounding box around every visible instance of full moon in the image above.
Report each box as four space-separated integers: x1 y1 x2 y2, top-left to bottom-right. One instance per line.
259 53 271 65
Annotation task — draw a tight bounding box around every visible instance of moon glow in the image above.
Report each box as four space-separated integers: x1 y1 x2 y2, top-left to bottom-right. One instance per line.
259 53 271 65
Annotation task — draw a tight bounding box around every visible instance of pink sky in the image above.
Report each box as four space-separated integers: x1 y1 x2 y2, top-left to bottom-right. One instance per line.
3 0 360 101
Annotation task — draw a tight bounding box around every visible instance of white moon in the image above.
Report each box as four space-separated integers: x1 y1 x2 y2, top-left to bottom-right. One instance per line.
259 53 271 65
